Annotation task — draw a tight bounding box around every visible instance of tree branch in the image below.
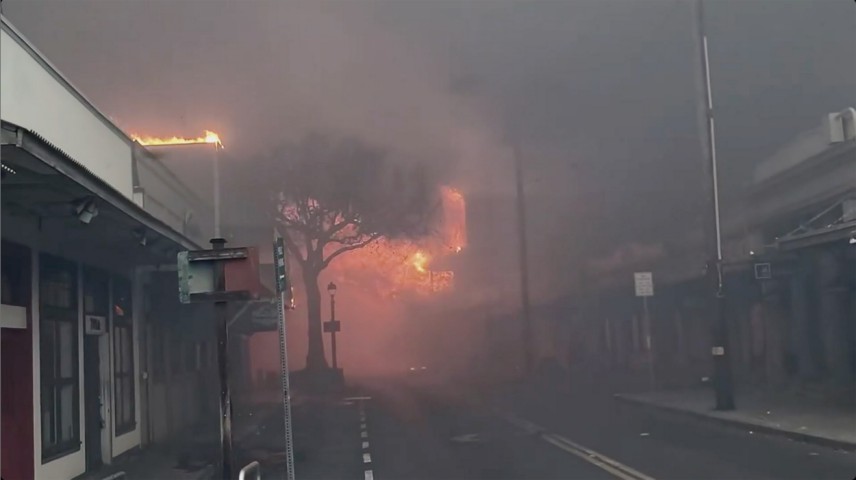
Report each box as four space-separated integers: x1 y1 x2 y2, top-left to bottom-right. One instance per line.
280 227 307 266
322 233 381 269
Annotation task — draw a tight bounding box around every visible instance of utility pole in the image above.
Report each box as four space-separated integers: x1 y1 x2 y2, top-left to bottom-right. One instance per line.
211 238 234 479
692 0 735 410
513 144 534 375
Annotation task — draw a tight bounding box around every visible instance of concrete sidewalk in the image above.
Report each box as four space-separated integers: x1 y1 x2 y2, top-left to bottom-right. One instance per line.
614 388 856 451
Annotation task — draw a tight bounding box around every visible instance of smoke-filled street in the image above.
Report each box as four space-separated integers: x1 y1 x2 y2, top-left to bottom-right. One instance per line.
280 375 856 480
2 1 855 479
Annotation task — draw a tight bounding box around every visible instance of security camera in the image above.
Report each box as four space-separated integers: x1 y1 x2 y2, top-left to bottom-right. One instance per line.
73 197 98 224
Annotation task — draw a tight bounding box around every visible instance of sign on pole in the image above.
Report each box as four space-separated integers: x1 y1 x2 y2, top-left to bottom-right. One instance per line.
754 263 772 280
323 320 341 333
634 272 654 297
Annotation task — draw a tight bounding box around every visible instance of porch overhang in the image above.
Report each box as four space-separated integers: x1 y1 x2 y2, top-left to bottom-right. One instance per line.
1 122 202 265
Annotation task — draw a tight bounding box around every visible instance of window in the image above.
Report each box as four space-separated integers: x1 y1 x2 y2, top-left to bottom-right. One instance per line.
185 341 197 372
2 240 30 306
112 277 136 436
170 334 183 374
39 254 80 461
151 324 166 379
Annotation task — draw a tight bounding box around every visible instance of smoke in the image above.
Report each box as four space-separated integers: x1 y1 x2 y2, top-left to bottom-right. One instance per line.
5 0 854 378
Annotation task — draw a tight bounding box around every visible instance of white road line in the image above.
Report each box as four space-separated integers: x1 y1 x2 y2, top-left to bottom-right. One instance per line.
361 431 368 438
361 422 367 429
362 441 370 449
363 453 372 463
364 470 374 480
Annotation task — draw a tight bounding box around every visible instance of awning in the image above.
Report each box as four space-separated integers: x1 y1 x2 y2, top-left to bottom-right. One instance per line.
775 196 856 251
1 123 202 266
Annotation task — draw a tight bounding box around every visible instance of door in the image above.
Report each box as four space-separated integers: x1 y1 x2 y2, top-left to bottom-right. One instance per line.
83 334 103 470
83 268 109 471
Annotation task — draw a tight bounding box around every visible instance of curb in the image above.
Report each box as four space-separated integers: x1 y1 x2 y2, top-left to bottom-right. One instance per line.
612 394 856 452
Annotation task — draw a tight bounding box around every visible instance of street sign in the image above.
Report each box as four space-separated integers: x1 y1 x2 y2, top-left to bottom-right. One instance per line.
177 246 260 303
634 272 654 297
323 320 341 333
274 237 289 294
754 262 772 280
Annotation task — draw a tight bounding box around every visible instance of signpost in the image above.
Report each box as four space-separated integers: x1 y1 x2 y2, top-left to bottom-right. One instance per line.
178 241 259 480
634 272 655 390
273 233 296 480
754 262 772 280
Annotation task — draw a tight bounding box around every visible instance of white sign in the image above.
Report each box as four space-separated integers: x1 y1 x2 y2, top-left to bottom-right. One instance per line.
634 272 654 297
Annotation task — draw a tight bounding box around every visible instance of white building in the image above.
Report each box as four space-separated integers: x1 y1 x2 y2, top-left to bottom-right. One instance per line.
1 15 223 480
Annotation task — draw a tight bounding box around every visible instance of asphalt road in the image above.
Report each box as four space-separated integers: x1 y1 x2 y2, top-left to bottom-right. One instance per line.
337 375 856 480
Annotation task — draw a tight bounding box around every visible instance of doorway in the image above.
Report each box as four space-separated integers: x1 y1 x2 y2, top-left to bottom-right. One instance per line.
83 334 102 470
83 269 110 471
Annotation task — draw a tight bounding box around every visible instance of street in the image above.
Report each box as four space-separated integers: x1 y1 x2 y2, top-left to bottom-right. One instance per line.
290 376 856 480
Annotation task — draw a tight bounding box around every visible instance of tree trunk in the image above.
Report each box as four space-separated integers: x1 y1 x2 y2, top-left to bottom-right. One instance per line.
303 266 328 371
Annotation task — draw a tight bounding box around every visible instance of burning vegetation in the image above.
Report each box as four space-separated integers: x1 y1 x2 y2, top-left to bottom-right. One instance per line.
333 185 466 297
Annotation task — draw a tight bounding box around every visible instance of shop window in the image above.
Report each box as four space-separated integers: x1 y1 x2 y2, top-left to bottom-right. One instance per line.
170 335 183 374
2 240 30 306
185 341 198 372
113 277 136 436
39 253 80 461
151 324 166 379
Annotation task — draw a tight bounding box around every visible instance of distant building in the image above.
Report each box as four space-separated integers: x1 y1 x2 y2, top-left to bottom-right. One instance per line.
516 109 856 397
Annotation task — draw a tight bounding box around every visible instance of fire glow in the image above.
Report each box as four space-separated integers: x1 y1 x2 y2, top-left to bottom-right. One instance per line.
131 130 223 148
333 186 466 297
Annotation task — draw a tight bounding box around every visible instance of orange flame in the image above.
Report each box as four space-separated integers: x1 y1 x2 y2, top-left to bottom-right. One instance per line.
131 130 223 148
411 250 429 273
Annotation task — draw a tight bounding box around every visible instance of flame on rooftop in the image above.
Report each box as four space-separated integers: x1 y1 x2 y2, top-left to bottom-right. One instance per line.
131 130 223 148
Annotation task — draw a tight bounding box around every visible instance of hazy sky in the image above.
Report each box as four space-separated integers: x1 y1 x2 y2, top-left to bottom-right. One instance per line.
4 0 854 270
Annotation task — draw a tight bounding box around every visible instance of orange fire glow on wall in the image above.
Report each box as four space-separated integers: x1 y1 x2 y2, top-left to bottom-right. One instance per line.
131 130 223 148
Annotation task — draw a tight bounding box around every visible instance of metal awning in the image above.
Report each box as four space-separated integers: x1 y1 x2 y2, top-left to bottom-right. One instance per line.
775 196 856 251
1 123 202 266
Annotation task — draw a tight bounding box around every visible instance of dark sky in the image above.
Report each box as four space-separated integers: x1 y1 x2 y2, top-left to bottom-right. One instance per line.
4 0 854 291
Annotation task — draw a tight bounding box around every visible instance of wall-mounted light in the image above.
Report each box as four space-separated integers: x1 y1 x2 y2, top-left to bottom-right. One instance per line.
73 197 98 224
1 162 17 177
133 227 148 246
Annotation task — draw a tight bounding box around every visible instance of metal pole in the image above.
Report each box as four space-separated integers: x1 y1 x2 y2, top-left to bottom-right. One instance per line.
212 238 234 479
213 144 222 238
273 233 296 480
692 0 735 410
513 144 534 375
330 294 338 369
643 296 655 390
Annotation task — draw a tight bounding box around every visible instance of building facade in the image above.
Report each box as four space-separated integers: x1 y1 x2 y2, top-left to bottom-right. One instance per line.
1 16 222 479
513 109 856 399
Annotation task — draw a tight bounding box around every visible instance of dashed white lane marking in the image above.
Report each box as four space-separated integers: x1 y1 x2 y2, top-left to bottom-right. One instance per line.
358 397 374 480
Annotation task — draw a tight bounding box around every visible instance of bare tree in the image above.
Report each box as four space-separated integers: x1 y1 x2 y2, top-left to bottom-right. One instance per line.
269 134 439 371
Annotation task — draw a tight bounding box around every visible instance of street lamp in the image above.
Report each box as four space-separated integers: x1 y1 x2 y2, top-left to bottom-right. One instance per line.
693 0 735 410
325 282 340 369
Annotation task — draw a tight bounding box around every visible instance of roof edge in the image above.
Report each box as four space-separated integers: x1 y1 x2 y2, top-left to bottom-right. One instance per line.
1 15 139 149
